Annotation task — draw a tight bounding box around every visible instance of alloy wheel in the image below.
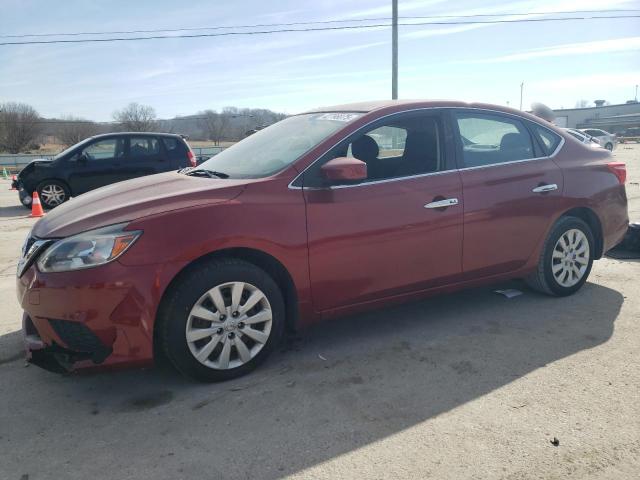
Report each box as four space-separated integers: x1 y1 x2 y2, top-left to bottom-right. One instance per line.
551 229 590 288
185 281 272 370
40 184 66 207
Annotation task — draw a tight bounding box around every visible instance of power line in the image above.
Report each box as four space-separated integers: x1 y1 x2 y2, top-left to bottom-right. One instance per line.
1 14 638 46
1 9 638 39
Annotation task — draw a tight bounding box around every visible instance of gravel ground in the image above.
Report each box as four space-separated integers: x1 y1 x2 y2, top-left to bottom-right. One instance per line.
0 146 639 480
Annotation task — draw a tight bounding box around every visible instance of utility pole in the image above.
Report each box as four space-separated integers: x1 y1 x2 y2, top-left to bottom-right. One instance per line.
635 84 638 102
519 81 524 110
392 0 398 100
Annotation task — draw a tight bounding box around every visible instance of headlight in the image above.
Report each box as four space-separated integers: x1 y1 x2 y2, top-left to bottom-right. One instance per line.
37 223 142 273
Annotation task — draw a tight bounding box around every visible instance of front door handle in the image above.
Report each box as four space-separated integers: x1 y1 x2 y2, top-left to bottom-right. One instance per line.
424 198 459 209
532 183 558 193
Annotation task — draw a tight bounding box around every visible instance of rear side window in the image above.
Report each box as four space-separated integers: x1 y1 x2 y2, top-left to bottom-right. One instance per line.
130 137 160 158
162 137 179 151
454 113 534 168
532 125 562 155
162 137 187 158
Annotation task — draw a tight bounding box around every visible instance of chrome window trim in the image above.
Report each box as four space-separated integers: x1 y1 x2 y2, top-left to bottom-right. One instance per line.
288 106 565 190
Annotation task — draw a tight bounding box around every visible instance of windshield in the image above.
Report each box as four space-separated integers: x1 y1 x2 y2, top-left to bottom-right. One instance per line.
198 112 362 178
53 136 95 160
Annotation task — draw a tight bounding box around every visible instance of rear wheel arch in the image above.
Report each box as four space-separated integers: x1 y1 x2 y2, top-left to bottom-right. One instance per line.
560 207 604 259
154 247 299 358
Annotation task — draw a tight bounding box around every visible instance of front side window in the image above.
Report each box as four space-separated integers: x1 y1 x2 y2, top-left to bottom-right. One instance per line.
198 113 363 178
130 137 160 158
302 113 443 187
455 113 533 168
83 138 125 161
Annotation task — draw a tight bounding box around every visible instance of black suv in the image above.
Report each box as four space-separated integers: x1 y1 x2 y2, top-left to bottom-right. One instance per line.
14 132 196 209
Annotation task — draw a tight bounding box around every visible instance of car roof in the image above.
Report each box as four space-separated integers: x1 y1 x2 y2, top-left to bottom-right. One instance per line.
88 132 184 140
304 99 519 114
302 99 556 126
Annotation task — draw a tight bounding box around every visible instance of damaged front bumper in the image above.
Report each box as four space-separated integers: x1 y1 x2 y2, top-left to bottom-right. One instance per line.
23 313 112 373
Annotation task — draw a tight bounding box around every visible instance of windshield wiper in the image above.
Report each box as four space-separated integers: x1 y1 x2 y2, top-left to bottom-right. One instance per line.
183 168 229 179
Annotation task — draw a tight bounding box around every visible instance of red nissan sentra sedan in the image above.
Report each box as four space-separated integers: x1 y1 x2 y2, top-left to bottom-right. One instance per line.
17 100 628 382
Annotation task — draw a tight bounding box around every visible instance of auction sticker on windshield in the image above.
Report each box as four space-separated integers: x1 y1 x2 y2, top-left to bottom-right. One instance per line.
316 113 361 122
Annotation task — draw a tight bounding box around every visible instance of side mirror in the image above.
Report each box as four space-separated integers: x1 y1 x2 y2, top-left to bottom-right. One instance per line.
321 157 367 183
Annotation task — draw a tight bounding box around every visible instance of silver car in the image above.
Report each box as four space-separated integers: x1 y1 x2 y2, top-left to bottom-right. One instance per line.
580 128 617 151
564 128 602 148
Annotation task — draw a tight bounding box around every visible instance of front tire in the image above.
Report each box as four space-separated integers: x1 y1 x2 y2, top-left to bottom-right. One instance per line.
159 259 285 382
605 143 613 151
37 180 70 209
526 216 595 296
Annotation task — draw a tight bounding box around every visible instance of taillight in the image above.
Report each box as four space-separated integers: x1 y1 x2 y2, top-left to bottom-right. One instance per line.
187 149 196 167
607 162 626 184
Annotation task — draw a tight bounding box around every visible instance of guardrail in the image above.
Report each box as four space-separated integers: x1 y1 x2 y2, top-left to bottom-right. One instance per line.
0 146 226 174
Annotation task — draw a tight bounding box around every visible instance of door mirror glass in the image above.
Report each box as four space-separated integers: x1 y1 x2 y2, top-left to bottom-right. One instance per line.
321 157 367 182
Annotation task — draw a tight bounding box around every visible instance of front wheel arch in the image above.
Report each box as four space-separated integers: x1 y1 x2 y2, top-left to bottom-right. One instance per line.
35 179 72 208
153 247 299 362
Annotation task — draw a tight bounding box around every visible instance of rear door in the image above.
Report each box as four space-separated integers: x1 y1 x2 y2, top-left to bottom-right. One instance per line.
451 109 564 277
124 136 165 179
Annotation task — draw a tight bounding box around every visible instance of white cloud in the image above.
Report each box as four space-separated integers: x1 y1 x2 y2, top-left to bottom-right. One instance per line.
470 37 640 63
343 0 449 18
401 0 638 39
531 71 640 90
274 41 387 64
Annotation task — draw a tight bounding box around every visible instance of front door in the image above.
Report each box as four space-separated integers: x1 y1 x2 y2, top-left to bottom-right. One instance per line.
451 110 564 277
69 137 126 194
301 111 464 311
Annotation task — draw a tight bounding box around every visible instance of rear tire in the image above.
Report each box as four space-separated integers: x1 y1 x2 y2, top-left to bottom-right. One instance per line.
37 180 70 209
159 258 285 382
525 216 595 296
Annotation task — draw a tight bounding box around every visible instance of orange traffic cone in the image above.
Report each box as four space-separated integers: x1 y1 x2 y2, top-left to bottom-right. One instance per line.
10 175 17 190
30 191 44 218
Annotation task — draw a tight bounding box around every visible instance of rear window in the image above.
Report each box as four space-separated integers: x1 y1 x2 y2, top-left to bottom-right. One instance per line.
532 125 562 155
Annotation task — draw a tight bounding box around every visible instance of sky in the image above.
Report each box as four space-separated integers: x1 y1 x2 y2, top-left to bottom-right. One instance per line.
0 0 639 120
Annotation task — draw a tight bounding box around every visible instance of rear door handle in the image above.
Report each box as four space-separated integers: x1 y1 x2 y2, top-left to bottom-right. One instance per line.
532 183 558 193
424 198 459 209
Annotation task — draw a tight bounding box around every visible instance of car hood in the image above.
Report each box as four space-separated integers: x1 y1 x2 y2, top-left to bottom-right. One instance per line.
32 171 248 238
18 158 54 179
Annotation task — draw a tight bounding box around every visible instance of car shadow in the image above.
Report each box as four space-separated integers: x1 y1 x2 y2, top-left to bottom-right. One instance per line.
0 204 29 219
0 281 623 479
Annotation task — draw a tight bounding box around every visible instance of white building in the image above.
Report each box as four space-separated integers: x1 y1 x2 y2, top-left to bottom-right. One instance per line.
552 101 640 135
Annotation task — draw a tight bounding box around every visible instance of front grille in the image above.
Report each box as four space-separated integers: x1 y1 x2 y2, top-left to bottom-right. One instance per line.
48 319 111 363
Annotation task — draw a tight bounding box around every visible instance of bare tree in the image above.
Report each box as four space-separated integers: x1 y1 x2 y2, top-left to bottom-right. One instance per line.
56 116 99 146
575 99 591 108
198 110 229 145
112 102 157 132
0 102 42 153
